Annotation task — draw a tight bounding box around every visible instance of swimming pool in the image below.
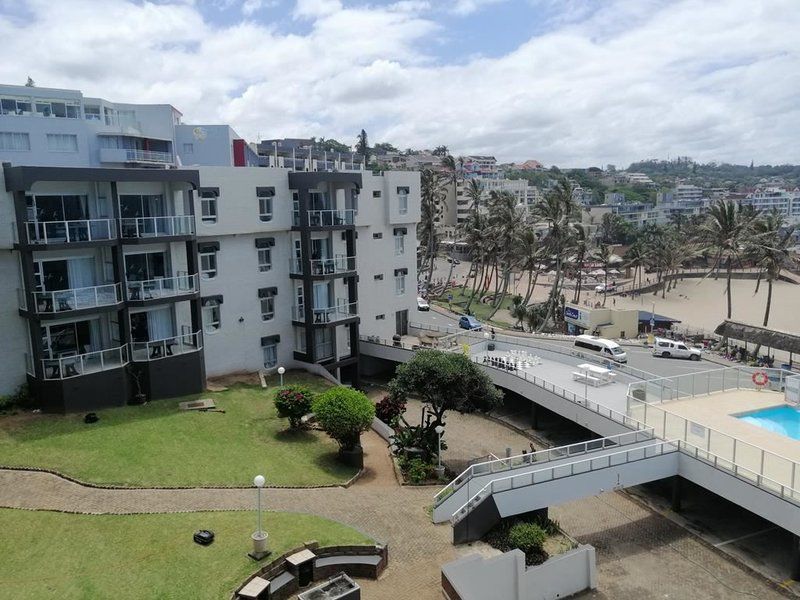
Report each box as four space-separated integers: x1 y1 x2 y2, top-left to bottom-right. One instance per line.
737 405 800 441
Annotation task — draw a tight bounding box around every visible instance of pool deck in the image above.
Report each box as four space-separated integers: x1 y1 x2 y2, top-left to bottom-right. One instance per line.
659 390 800 462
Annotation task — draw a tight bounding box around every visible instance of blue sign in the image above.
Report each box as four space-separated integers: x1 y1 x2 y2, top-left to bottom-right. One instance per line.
564 306 580 320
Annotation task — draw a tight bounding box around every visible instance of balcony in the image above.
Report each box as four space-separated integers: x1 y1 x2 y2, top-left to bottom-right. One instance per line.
130 331 202 362
99 148 173 165
289 255 356 276
293 209 356 228
20 283 122 314
293 300 358 324
22 219 117 245
119 215 195 239
38 345 129 380
125 274 198 302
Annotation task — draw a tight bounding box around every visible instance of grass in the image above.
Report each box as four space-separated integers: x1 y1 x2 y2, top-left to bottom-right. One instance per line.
434 285 516 328
0 373 357 487
0 508 372 599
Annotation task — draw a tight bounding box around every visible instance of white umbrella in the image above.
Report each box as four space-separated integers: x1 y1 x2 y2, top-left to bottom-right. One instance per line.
608 268 620 275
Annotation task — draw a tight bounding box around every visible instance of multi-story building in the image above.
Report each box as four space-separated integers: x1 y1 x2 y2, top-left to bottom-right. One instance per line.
0 84 419 411
743 187 800 223
673 184 703 202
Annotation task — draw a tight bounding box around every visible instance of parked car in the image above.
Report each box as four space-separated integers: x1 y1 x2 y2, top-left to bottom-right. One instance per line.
459 315 482 331
417 296 430 311
652 337 702 361
447 257 461 264
594 282 617 293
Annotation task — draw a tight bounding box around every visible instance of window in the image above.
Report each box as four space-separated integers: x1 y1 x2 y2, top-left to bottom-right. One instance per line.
257 188 274 222
46 134 78 153
84 105 101 121
200 189 218 224
374 274 384 281
372 190 381 198
376 314 385 320
1 96 32 115
262 340 278 369
397 186 409 215
372 232 383 239
202 298 221 333
395 274 406 296
394 233 405 256
261 296 275 321
182 142 194 154
199 245 218 279
258 248 272 272
0 132 30 151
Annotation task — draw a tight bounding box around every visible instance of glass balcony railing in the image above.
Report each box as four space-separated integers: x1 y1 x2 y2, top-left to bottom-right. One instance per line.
119 215 195 239
41 345 129 380
130 331 202 362
289 255 356 275
305 209 356 227
23 219 117 244
21 283 122 314
292 300 357 323
125 274 198 301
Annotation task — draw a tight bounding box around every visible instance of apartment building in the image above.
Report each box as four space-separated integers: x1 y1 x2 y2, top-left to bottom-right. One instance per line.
0 84 419 411
743 187 800 224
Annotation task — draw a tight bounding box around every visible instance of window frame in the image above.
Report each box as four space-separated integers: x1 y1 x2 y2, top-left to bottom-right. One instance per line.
262 341 278 368
200 190 218 225
260 295 275 322
257 247 272 272
199 250 217 280
0 131 31 151
45 133 78 153
202 301 221 334
394 233 405 256
395 274 406 296
258 195 273 222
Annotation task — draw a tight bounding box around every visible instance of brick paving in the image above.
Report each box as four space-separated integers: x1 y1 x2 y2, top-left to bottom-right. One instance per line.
0 415 792 599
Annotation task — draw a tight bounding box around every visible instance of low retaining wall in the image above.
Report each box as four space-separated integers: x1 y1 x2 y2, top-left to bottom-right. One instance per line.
442 545 596 600
233 542 387 600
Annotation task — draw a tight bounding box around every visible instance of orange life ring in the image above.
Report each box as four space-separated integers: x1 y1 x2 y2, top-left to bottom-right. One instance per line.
752 371 769 387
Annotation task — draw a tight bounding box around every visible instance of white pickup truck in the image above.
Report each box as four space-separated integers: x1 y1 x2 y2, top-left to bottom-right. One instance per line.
652 338 702 361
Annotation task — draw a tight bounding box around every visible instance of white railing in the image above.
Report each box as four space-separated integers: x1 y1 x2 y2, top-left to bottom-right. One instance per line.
450 440 679 524
289 255 357 275
293 301 358 323
41 345 129 380
434 429 655 507
130 331 201 362
125 274 198 301
119 215 195 238
24 283 121 314
125 149 173 163
24 219 117 244
307 209 356 227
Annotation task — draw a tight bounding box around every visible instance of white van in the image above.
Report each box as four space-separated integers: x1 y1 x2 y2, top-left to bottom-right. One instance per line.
652 338 702 361
574 334 628 363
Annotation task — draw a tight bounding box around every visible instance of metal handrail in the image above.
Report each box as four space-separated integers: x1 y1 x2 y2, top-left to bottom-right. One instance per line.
125 149 173 163
26 283 121 314
289 255 357 275
307 209 356 227
41 345 129 380
119 215 195 238
294 301 358 323
130 331 202 362
24 218 117 244
125 274 198 301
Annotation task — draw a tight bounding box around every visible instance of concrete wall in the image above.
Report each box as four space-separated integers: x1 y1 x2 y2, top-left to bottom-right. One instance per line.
442 545 597 600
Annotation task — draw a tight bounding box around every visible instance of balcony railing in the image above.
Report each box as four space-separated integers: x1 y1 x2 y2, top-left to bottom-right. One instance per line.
289 255 356 275
125 274 198 301
119 215 195 239
293 300 358 323
23 219 117 244
130 331 202 362
305 209 356 227
21 283 122 314
125 149 173 164
41 345 129 380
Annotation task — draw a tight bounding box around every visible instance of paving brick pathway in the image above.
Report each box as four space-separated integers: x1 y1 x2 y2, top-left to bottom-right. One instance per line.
0 418 791 599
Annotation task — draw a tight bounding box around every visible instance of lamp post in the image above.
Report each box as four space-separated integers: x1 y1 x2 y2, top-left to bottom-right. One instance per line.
251 474 268 559
435 425 445 478
277 366 285 386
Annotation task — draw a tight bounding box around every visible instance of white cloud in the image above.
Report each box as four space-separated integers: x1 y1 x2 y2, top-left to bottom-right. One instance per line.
1 0 798 165
449 0 507 16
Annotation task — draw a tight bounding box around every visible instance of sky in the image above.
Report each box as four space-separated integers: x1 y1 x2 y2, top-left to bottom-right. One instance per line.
1 0 798 167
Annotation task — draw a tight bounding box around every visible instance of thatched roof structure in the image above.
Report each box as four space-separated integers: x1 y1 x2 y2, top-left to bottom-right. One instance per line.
714 320 800 354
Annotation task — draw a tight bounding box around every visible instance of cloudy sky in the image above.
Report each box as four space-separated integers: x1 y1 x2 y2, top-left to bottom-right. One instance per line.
1 0 798 167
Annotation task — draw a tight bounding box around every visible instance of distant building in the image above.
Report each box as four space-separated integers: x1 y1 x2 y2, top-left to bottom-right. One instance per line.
515 159 543 171
604 192 626 205
743 187 800 224
673 184 703 202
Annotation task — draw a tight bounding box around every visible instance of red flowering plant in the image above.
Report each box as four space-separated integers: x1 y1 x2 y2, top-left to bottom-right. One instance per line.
273 385 315 429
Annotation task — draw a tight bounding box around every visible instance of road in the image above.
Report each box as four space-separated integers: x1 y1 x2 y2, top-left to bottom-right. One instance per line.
411 306 720 379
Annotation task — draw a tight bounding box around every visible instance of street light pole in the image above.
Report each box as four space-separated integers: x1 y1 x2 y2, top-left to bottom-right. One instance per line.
435 425 445 478
277 366 285 386
251 474 268 559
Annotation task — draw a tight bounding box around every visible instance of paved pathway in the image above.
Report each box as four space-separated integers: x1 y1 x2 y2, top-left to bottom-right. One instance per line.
0 419 791 599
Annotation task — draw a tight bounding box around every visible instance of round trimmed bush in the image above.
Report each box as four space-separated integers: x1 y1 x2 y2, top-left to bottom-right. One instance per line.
273 385 315 429
312 387 375 451
507 521 547 555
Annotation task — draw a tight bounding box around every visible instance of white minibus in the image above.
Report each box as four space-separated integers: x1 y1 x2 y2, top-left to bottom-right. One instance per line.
574 334 628 363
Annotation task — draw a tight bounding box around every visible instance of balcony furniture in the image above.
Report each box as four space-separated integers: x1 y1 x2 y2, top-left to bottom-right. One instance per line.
57 298 72 312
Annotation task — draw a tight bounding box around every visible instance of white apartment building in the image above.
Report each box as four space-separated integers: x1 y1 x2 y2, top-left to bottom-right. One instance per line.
0 84 419 411
743 187 800 224
673 184 703 202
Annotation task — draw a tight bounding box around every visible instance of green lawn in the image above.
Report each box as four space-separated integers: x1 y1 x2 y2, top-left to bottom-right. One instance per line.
0 373 357 487
434 285 515 327
0 508 371 599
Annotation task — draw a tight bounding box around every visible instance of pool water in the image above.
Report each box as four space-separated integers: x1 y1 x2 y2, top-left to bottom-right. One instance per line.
738 406 800 440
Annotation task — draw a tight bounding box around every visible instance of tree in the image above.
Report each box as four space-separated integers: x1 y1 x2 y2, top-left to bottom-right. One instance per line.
388 350 502 430
355 129 370 165
417 168 448 293
373 142 399 153
317 137 351 153
313 387 375 451
432 145 449 156
273 385 315 429
591 242 615 306
750 211 796 328
701 199 760 319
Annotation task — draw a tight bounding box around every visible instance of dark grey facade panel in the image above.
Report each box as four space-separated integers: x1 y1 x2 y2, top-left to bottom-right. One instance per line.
254 237 275 248
3 165 201 191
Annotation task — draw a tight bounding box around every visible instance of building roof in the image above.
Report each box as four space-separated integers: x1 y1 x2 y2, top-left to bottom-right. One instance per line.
714 320 800 354
638 311 681 324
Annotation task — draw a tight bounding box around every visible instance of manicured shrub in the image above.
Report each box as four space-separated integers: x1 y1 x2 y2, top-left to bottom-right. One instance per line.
507 521 547 555
374 394 406 427
273 385 315 429
404 458 434 484
312 387 375 450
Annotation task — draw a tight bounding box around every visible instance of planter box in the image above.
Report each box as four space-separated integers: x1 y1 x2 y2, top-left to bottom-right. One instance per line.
298 573 360 600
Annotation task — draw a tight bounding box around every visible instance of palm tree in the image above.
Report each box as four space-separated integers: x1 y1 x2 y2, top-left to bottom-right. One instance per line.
486 191 524 320
701 199 760 319
517 227 543 306
466 178 483 217
571 223 589 303
461 211 487 313
417 168 448 293
624 240 649 293
591 242 615 306
750 211 796 327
